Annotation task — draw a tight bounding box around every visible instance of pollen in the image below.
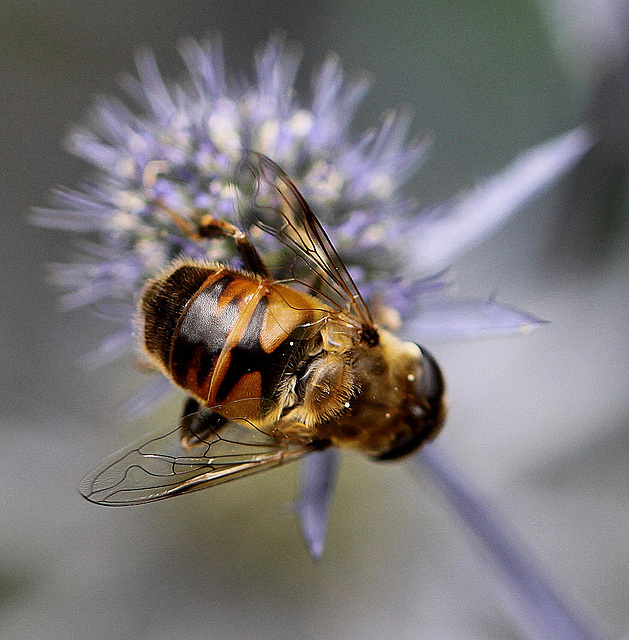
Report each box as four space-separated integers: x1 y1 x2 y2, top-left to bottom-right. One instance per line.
208 112 241 154
288 109 314 137
114 190 146 214
369 172 394 198
256 119 280 151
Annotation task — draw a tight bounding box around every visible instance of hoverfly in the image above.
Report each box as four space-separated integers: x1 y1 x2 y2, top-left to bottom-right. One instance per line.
80 151 446 506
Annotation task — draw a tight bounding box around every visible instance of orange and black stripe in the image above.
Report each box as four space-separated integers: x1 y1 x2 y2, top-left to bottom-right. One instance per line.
143 263 328 420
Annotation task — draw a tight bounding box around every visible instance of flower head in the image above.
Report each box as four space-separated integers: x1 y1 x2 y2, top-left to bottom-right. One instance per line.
37 34 426 324
36 34 592 566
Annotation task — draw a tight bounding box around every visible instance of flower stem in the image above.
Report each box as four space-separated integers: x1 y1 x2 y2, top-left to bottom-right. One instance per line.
414 443 607 640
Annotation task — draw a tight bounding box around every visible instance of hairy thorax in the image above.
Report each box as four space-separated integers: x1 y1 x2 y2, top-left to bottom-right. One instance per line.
275 328 430 458
326 330 424 455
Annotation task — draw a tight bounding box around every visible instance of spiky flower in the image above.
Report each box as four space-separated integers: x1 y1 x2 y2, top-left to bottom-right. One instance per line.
37 35 425 336
37 33 589 359
37 32 593 598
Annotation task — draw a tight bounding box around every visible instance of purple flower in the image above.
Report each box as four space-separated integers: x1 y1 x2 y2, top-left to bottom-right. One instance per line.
35 34 590 362
36 33 600 639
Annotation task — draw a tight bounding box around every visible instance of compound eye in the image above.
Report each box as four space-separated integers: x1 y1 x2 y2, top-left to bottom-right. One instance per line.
415 346 445 411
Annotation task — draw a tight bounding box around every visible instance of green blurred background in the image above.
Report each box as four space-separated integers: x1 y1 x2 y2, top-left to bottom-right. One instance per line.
1 1 627 639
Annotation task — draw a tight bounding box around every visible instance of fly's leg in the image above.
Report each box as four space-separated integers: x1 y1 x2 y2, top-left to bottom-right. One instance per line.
179 397 229 450
143 160 271 278
195 215 271 278
155 202 270 277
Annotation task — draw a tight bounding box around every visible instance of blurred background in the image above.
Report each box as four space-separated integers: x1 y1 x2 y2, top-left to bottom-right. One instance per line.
1 1 628 638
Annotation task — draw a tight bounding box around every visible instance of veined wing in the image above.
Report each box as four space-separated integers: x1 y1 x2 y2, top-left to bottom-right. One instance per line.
79 413 313 506
237 151 375 332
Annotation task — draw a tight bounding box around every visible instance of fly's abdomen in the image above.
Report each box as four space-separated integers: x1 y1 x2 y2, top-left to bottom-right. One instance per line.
142 262 327 421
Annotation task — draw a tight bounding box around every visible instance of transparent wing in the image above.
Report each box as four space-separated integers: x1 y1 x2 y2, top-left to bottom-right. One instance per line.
237 151 374 330
79 413 313 506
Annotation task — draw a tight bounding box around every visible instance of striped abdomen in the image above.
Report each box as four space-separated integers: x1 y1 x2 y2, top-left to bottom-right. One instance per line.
142 262 327 420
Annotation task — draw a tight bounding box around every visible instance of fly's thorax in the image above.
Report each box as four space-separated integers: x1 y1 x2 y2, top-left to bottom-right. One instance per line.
351 329 422 410
323 329 446 458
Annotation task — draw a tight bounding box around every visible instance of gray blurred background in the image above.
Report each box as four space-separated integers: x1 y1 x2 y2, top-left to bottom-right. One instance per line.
1 1 628 639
